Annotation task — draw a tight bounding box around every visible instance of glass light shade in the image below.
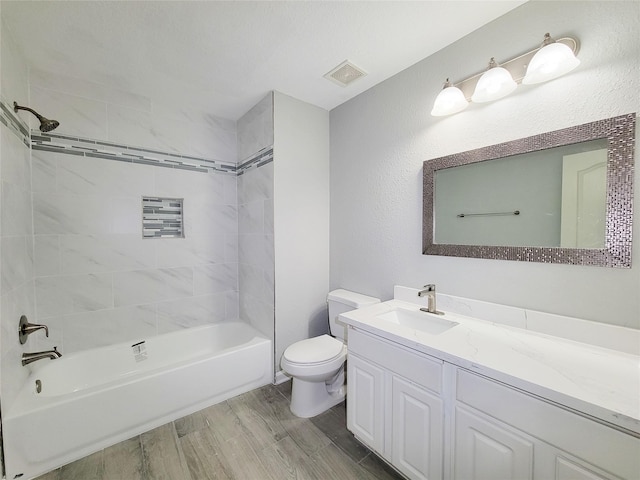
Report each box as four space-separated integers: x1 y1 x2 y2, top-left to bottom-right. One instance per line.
522 42 580 85
431 86 469 117
471 66 517 103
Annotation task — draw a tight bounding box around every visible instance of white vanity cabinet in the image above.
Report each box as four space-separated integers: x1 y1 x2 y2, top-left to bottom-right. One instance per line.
347 328 445 480
346 326 640 480
454 369 639 480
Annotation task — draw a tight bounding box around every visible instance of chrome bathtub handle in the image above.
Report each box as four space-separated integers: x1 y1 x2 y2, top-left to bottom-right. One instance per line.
18 315 49 345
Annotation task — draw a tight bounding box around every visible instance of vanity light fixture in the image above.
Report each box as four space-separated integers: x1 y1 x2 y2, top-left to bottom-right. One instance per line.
431 32 580 117
430 79 469 116
522 33 581 85
471 58 518 103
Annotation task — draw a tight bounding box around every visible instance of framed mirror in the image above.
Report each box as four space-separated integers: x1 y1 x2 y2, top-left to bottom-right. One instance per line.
423 113 635 267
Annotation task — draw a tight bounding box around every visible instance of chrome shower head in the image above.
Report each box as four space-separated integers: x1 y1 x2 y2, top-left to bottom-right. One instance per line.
13 102 60 132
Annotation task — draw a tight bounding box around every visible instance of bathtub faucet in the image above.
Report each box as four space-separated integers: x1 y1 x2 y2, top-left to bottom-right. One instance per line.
21 347 62 366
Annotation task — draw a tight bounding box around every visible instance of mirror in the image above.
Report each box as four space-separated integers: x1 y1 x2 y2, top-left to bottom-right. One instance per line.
423 114 635 267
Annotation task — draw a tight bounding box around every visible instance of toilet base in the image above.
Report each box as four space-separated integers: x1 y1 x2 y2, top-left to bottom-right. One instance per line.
289 378 346 418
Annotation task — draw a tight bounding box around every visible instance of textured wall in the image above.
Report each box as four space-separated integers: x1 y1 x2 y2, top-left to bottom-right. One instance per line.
273 92 330 371
330 1 640 328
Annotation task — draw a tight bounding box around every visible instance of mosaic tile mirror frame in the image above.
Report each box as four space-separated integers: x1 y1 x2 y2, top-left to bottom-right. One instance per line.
423 113 636 267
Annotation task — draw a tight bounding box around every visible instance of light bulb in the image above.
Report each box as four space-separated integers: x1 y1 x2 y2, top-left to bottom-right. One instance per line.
471 58 517 103
523 34 580 85
431 79 469 117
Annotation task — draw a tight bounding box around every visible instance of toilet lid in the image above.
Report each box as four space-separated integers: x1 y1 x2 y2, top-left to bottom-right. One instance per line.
283 335 345 364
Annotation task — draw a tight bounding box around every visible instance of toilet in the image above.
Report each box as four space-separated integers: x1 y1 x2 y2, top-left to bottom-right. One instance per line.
281 289 380 418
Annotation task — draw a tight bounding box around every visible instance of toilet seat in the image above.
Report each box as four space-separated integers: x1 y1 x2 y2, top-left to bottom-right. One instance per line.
283 335 345 365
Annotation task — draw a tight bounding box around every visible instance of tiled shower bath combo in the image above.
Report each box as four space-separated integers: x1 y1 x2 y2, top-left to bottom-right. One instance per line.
0 94 281 479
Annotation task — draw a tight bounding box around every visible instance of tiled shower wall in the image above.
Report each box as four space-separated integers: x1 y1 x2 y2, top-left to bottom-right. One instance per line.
237 94 275 346
0 19 277 411
31 152 239 353
24 72 241 355
0 18 36 412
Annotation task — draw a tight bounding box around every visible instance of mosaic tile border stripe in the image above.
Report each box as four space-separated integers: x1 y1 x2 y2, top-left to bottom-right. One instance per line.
0 99 31 148
31 131 237 174
237 147 274 175
1 100 273 176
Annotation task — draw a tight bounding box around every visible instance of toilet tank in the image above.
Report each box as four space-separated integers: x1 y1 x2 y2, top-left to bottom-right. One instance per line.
327 289 380 341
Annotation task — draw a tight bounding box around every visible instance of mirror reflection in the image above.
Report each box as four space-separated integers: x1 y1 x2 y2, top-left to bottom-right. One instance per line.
422 114 635 267
434 138 608 248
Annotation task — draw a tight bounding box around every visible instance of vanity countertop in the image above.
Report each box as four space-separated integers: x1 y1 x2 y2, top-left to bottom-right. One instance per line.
340 296 640 435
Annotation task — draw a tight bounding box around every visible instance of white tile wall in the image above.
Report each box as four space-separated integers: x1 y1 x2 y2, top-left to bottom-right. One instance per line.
30 147 239 351
28 69 237 162
238 162 274 339
27 77 241 355
237 93 274 162
157 293 227 333
30 85 109 140
236 92 274 346
1 19 35 412
1 59 275 410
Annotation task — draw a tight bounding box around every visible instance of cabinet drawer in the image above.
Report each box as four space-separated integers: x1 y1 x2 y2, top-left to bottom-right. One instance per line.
349 328 443 394
456 369 640 480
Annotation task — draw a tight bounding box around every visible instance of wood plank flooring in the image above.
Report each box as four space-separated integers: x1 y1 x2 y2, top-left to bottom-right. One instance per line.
35 382 404 480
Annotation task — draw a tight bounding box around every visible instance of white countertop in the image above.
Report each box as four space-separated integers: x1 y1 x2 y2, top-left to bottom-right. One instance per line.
340 293 640 435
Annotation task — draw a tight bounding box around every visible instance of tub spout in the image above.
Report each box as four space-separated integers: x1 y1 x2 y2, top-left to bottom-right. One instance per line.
22 347 62 366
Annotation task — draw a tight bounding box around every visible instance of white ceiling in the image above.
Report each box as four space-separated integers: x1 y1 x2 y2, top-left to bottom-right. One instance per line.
1 1 526 121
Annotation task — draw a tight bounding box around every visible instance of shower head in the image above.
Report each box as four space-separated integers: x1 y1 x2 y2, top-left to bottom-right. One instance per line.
13 102 60 132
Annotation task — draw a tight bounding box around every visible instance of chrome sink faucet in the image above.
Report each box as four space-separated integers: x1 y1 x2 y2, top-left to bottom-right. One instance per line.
417 284 443 315
21 347 62 366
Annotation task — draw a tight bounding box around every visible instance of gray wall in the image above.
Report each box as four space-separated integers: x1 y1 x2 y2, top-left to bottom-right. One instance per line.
330 1 640 328
273 92 330 374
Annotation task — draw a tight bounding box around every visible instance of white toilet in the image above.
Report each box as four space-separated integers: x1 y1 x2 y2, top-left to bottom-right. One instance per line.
281 289 380 418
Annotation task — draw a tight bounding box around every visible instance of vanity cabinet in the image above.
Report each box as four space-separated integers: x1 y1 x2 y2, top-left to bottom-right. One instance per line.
454 405 535 479
347 327 640 480
391 375 444 480
454 369 638 480
347 329 444 480
347 354 385 454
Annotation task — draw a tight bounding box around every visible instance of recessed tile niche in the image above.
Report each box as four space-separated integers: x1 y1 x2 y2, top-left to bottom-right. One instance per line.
142 196 184 239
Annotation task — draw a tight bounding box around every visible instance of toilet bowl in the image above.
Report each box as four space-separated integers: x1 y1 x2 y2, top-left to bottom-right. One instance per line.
281 289 380 418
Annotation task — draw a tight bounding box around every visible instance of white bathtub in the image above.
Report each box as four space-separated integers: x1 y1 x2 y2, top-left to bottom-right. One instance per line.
3 322 272 480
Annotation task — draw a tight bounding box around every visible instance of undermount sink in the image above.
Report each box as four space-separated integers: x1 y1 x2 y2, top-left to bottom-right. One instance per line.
377 308 459 335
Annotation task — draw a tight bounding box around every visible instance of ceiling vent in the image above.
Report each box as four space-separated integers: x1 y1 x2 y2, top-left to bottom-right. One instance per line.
324 60 367 87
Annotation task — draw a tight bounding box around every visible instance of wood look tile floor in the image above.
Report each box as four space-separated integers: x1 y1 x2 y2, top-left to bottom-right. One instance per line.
35 382 404 480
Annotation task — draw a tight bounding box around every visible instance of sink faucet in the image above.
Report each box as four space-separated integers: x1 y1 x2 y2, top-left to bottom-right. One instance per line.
22 347 62 366
417 284 443 315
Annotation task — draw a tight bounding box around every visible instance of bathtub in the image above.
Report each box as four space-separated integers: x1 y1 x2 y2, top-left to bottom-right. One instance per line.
2 321 272 480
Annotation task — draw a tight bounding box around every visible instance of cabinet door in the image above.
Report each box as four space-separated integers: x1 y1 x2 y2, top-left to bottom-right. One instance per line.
347 354 385 455
454 406 534 480
392 376 443 480
553 456 621 480
534 442 624 480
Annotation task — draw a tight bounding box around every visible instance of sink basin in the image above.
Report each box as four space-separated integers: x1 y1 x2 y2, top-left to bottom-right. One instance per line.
377 308 459 335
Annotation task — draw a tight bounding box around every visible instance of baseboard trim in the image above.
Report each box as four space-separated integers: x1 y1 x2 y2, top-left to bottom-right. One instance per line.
274 370 291 385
